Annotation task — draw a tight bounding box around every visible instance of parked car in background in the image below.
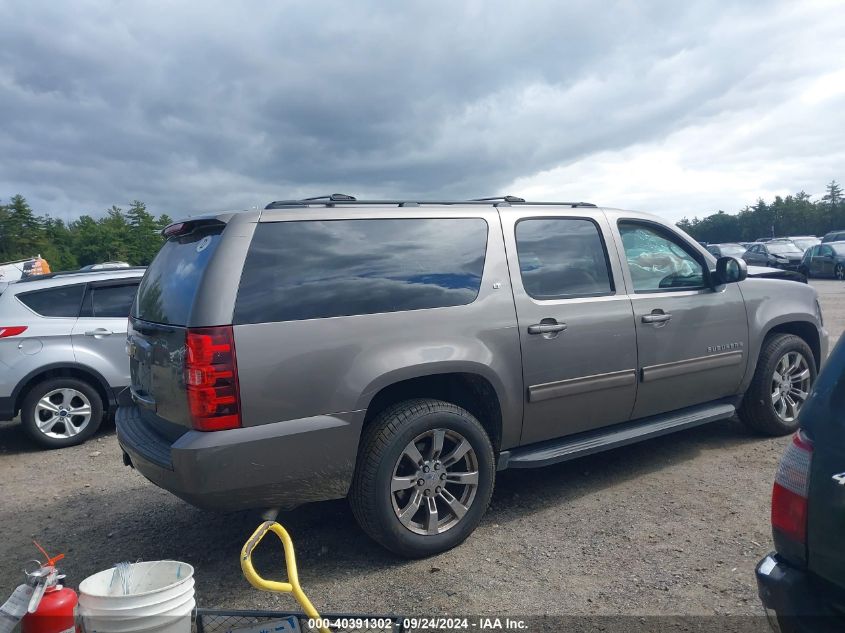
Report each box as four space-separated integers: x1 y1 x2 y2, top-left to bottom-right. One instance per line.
785 236 821 252
706 243 747 258
821 230 845 244
800 243 845 280
0 267 145 448
744 241 804 270
116 195 826 557
79 261 131 271
0 256 51 282
756 336 845 632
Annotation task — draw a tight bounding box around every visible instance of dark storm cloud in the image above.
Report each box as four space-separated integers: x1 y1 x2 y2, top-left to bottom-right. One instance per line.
0 1 840 220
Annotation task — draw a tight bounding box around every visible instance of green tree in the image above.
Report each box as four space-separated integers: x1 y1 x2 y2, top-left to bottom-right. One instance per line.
98 206 131 262
1 195 171 269
822 180 843 207
39 217 78 270
4 195 44 257
155 213 173 231
822 180 844 229
0 201 10 261
126 200 161 265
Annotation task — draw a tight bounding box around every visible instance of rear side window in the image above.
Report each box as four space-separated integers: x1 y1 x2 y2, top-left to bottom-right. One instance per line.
17 284 85 317
82 283 139 318
515 218 614 299
134 227 223 325
234 218 488 323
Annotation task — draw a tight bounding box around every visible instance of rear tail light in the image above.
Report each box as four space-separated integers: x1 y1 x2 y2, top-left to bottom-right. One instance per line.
184 326 241 431
0 326 27 338
772 431 813 546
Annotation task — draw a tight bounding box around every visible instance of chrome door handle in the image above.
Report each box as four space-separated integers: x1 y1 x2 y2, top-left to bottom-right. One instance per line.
84 328 113 337
641 313 671 324
527 323 568 335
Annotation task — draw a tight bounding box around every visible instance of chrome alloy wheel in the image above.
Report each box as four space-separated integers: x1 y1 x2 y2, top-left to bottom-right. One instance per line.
34 388 93 439
390 428 480 536
771 352 811 423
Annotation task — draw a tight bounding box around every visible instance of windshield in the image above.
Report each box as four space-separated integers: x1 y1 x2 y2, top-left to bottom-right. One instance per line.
792 238 818 250
719 244 746 256
768 243 802 254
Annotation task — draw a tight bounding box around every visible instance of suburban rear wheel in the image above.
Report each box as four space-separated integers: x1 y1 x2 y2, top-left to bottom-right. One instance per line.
349 398 495 558
21 378 104 449
739 334 816 436
835 264 845 280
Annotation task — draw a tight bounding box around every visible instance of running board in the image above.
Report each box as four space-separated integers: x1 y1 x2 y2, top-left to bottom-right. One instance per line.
497 401 736 471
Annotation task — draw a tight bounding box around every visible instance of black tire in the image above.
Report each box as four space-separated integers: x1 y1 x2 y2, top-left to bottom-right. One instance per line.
739 334 816 436
798 265 810 279
349 398 495 558
836 264 845 281
21 378 104 449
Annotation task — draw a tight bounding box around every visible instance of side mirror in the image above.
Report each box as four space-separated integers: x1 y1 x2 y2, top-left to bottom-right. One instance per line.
713 256 747 285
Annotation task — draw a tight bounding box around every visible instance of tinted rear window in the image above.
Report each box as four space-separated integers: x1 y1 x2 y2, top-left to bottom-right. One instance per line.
234 218 488 323
515 218 614 299
18 284 85 317
84 282 139 318
133 227 223 325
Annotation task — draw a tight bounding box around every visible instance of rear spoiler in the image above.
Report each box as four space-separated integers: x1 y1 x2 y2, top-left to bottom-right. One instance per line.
162 217 227 238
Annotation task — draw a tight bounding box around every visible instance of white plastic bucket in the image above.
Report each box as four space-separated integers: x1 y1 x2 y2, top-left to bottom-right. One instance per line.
78 561 195 633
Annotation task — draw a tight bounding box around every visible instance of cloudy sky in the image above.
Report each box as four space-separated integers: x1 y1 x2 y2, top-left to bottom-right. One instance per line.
1 1 844 222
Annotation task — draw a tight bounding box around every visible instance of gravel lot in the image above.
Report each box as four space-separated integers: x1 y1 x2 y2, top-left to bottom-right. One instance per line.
1 280 843 618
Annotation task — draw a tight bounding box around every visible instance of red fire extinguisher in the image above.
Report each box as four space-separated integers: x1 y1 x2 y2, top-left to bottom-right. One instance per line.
21 544 78 633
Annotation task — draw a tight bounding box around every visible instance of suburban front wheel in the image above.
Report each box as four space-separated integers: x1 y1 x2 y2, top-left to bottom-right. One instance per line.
349 399 495 558
739 334 816 436
21 378 104 449
835 264 845 280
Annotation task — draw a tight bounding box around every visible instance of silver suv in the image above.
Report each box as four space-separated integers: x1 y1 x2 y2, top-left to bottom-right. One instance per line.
0 268 145 448
117 195 828 557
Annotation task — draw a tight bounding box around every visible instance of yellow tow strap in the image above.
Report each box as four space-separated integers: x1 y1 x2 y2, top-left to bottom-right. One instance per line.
240 521 331 633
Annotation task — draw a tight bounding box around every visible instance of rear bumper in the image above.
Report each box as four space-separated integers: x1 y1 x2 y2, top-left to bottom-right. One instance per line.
756 553 845 632
116 404 365 511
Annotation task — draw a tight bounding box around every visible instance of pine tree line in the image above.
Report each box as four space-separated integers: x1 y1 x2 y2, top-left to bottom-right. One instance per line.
3 181 843 269
0 195 172 270
678 180 844 244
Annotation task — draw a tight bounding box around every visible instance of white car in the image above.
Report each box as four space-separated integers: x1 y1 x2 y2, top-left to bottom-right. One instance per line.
0 267 144 448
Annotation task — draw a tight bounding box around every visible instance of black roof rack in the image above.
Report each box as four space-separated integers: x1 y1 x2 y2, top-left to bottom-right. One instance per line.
472 195 526 203
14 266 147 283
265 195 596 210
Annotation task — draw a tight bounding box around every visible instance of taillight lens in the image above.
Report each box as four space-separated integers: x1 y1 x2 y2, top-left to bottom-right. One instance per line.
0 326 27 338
772 431 813 544
184 326 241 431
